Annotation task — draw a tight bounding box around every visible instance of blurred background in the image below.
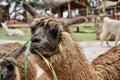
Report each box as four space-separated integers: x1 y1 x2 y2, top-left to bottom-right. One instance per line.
0 0 119 41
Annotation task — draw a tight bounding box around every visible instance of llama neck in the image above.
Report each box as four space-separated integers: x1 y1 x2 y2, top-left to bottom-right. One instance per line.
50 32 96 80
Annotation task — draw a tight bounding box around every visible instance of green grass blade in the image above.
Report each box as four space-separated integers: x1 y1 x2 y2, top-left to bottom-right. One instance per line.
33 49 57 80
24 40 31 80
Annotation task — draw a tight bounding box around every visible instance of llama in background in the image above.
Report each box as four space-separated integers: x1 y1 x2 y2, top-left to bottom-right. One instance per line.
100 17 120 46
1 22 24 36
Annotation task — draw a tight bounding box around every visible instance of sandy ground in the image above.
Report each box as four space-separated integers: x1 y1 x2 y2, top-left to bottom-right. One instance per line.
0 39 117 78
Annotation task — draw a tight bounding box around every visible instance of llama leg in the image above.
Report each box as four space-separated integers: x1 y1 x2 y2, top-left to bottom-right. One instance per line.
115 34 119 46
106 33 112 47
100 31 108 46
115 38 119 46
100 33 104 46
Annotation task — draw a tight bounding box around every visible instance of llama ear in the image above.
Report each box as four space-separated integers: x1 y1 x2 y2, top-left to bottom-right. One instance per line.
22 2 40 18
63 17 87 27
11 45 26 59
26 12 34 24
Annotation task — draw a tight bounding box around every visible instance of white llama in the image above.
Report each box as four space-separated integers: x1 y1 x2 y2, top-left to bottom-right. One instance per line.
100 17 120 46
1 22 24 36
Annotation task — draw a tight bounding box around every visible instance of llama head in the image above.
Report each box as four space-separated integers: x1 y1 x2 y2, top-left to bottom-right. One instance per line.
1 22 7 24
103 17 110 23
23 2 86 57
1 22 7 26
0 57 16 80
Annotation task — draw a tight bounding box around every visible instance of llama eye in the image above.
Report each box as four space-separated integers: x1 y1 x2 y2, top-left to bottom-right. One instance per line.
50 29 58 38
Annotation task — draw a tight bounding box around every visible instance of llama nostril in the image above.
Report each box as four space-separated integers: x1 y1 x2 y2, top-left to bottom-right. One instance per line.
31 38 41 43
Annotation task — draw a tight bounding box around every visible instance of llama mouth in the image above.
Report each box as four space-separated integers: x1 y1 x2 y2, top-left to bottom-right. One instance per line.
31 42 56 52
30 42 40 48
30 47 54 53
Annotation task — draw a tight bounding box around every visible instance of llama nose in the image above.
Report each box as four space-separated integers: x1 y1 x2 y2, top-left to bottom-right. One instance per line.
31 36 41 43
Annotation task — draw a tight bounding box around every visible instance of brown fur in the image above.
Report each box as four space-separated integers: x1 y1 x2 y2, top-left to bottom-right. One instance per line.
92 44 120 80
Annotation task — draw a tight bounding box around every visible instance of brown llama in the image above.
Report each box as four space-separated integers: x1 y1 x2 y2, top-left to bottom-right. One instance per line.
23 2 120 80
0 2 87 80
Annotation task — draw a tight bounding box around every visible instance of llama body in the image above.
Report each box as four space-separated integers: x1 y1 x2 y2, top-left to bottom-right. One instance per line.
100 17 120 46
1 22 24 36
